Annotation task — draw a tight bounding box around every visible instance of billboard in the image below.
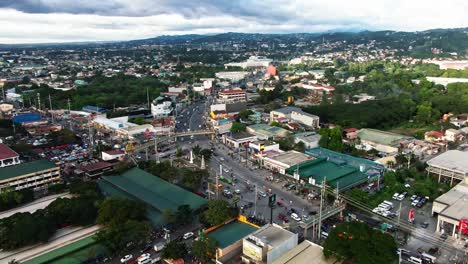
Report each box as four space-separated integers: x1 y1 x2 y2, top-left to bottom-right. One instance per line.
243 240 263 262
408 209 415 222
459 218 468 234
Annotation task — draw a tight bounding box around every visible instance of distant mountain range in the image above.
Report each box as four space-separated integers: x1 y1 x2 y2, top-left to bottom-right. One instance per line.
1 28 467 57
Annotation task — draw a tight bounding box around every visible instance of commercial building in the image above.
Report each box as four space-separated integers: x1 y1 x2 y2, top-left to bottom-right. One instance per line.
427 150 468 185
432 180 468 238
273 240 341 264
293 132 321 149
262 151 314 175
151 100 173 117
215 71 250 81
224 132 258 149
218 88 247 103
0 143 20 168
270 107 319 129
247 124 290 140
207 219 259 262
356 128 410 155
0 160 61 191
93 116 136 130
241 224 298 264
249 141 280 153
284 148 384 191
224 56 272 69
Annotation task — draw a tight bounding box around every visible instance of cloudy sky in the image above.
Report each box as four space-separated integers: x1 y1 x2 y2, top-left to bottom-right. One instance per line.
0 0 467 44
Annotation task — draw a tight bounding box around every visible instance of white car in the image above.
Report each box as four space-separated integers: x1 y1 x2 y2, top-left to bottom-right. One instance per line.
258 191 267 197
290 213 301 221
183 232 194 240
392 193 400 200
120 254 133 263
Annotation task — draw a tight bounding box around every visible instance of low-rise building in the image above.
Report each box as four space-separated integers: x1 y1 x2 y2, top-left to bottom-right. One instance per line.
273 240 342 264
249 141 280 153
0 160 60 191
151 100 173 118
215 71 250 81
270 107 319 129
247 124 290 140
262 150 314 175
241 224 298 264
293 132 321 149
218 88 247 103
432 180 468 238
224 132 258 149
427 150 468 185
0 143 20 168
445 128 464 142
101 149 125 161
356 128 410 155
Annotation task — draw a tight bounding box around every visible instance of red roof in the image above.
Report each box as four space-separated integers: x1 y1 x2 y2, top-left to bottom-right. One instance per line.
82 161 113 172
425 131 443 138
345 128 358 133
219 89 245 95
0 144 19 160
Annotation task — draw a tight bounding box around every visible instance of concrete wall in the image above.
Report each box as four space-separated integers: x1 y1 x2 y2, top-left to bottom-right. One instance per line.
266 232 298 264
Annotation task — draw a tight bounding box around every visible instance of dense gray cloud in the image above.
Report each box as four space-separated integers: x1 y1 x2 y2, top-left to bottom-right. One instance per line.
0 0 466 44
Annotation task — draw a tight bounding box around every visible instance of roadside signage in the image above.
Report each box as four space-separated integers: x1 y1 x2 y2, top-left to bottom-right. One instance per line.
233 197 240 203
268 194 276 207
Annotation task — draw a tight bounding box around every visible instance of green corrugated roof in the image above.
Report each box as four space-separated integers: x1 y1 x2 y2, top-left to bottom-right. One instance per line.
356 128 407 146
207 221 257 248
102 167 207 212
98 180 165 226
0 160 58 181
23 236 106 264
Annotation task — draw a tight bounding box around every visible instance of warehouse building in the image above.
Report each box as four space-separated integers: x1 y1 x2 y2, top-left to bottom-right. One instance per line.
98 167 207 226
427 150 468 185
270 107 320 129
262 150 314 175
0 160 61 191
432 180 468 238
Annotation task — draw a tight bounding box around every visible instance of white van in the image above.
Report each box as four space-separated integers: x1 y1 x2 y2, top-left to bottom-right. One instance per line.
408 256 422 264
421 253 436 264
382 201 394 209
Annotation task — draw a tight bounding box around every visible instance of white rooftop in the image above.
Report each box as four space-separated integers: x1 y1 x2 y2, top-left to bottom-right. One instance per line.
427 150 468 174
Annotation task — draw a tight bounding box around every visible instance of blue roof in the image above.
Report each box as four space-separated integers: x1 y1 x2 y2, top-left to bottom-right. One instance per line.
12 113 41 123
82 106 107 113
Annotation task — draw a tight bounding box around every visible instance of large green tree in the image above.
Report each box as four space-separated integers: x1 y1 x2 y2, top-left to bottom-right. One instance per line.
323 222 397 264
161 240 188 260
201 200 235 227
192 237 218 263
96 197 146 225
95 220 152 254
230 122 247 133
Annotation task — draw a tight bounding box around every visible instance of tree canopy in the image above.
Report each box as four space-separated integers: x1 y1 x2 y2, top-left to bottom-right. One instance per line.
323 222 397 264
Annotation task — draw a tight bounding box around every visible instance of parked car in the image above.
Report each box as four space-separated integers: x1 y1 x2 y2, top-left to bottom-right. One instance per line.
392 193 400 200
183 232 194 240
258 191 267 197
278 213 289 222
420 222 429 228
120 255 133 263
410 195 418 201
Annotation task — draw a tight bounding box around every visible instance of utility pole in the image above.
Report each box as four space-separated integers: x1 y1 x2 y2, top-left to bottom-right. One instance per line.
154 137 159 163
48 94 53 122
67 98 71 113
397 202 402 227
37 93 41 110
254 185 258 216
146 86 150 110
318 177 326 241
